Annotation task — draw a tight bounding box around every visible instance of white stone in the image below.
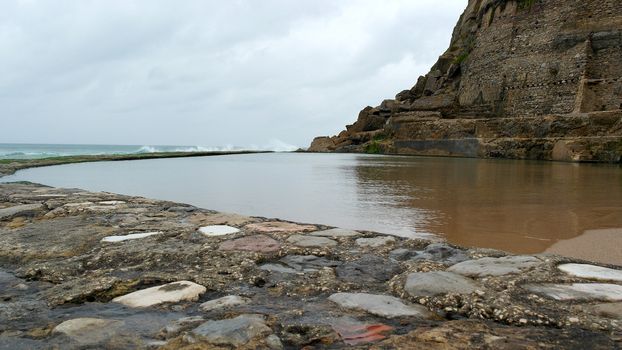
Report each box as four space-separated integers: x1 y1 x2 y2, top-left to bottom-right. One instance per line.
525 283 622 301
328 292 434 319
101 231 162 243
558 263 622 282
200 295 251 312
112 281 206 308
198 225 240 236
355 236 396 248
53 318 123 345
98 200 126 205
310 228 361 238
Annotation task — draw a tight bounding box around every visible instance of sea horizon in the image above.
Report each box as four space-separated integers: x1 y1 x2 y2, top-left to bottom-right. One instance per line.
0 142 299 159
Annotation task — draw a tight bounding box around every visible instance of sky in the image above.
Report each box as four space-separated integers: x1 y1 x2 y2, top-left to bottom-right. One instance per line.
1 0 465 150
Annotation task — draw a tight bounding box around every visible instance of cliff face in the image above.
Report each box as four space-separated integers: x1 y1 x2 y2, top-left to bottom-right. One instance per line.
309 0 622 162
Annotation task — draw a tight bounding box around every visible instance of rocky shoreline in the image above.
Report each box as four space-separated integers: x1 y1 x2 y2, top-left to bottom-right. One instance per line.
0 182 621 349
0 151 270 177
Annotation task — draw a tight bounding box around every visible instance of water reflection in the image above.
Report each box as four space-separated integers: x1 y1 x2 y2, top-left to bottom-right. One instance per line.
352 156 622 253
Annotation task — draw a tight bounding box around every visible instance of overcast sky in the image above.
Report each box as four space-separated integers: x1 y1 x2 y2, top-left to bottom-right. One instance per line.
1 0 465 150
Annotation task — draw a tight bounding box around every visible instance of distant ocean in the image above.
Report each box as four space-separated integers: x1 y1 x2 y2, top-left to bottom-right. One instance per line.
0 143 259 159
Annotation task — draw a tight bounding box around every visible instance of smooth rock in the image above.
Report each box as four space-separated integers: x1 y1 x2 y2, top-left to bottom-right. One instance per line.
448 256 540 277
591 302 622 319
260 263 299 274
112 281 206 307
191 212 255 226
525 283 622 301
558 263 622 282
411 243 469 265
219 235 281 252
244 221 316 233
200 295 251 312
101 231 162 243
0 203 42 220
336 255 401 283
287 234 337 248
328 293 434 319
310 228 361 238
389 248 416 261
355 236 396 248
405 271 479 297
53 318 124 345
192 314 272 346
260 255 341 274
198 225 240 236
159 316 206 339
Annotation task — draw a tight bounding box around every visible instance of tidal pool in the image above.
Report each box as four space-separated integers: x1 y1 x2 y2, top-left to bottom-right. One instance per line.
3 153 621 257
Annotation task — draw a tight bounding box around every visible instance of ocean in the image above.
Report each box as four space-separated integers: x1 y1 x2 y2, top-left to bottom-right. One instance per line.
0 143 260 159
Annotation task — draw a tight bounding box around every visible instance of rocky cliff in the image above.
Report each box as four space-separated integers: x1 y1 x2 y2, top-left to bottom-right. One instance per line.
309 0 622 162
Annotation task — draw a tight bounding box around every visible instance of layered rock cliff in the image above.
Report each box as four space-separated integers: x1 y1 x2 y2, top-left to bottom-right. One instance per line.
309 0 622 162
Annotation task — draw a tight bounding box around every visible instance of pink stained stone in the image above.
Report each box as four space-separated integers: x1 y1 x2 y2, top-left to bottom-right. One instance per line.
244 221 317 233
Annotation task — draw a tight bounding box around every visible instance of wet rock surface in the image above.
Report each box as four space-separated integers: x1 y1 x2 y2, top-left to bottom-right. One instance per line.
404 271 479 297
0 183 621 349
447 255 541 277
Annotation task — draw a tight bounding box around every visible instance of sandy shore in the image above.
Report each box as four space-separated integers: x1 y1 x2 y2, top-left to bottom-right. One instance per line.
546 228 622 266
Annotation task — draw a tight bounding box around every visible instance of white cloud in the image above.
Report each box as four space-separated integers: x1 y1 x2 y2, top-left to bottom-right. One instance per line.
0 0 466 148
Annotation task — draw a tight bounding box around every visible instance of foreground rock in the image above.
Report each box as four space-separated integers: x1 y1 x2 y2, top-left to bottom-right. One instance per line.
0 183 621 349
191 314 274 347
113 281 207 307
200 295 251 312
558 263 622 282
328 293 435 319
405 271 479 297
447 255 540 277
53 318 124 345
525 283 622 301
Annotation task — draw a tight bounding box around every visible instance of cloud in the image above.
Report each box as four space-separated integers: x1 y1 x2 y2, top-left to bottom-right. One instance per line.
0 0 466 148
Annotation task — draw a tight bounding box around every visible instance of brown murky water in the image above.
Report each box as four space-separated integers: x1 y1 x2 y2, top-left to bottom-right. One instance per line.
3 153 621 258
